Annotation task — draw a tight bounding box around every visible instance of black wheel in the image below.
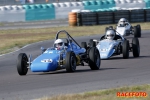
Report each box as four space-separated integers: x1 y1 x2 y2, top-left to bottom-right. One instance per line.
88 47 101 70
89 39 96 47
122 40 129 59
81 42 87 49
65 51 76 72
132 38 140 57
134 26 140 37
17 53 28 75
105 27 109 32
109 26 113 29
137 25 141 37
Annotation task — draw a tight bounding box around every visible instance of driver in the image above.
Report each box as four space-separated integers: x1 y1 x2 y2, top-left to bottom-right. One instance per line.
54 39 65 50
106 30 115 40
118 18 127 27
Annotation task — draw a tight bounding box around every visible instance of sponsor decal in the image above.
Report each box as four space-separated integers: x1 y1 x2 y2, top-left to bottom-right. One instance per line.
117 92 147 98
44 51 53 53
41 59 53 63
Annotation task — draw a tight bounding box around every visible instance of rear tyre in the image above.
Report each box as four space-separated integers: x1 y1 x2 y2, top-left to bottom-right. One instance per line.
65 51 76 72
122 40 129 59
17 53 28 75
88 47 101 70
137 25 141 37
134 26 139 37
132 38 140 57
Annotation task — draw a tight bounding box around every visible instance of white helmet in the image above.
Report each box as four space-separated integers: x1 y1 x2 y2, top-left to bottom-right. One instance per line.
119 18 126 27
54 39 64 50
106 30 115 40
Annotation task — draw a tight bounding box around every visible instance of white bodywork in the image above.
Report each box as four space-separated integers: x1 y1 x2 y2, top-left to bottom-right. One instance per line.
116 22 132 36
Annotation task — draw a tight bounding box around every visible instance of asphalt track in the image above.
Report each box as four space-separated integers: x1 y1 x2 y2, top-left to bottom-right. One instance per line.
0 30 150 100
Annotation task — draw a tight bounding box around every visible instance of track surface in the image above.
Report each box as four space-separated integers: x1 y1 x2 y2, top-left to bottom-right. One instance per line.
0 30 150 100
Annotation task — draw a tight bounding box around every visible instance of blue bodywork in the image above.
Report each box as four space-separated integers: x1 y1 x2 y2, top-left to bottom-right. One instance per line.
97 39 122 59
30 30 86 72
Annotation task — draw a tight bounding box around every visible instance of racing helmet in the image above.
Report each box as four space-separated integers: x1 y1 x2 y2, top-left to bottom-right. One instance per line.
106 30 115 40
54 39 64 50
119 18 126 27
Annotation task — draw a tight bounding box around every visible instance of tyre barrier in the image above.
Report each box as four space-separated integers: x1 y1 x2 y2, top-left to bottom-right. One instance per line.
114 10 130 23
97 11 114 24
69 8 150 26
80 12 98 26
130 9 145 22
145 9 150 21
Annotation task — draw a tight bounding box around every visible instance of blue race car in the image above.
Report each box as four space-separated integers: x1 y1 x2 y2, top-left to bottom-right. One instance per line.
17 30 101 75
89 29 140 59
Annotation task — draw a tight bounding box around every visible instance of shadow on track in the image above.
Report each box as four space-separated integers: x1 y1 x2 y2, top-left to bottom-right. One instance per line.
27 67 124 76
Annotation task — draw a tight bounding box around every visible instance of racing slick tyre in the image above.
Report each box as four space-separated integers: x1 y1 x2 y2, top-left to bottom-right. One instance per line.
137 25 141 37
17 53 28 75
65 51 76 72
133 26 140 38
132 38 140 57
89 39 96 47
122 40 129 59
88 47 101 70
81 42 87 50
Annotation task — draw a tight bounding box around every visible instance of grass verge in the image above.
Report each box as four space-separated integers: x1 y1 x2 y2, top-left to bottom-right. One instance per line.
36 84 150 100
0 22 150 54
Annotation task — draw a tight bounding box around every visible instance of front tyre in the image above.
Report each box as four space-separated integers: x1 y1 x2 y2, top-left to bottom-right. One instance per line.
137 25 141 37
88 47 101 70
132 38 140 57
17 53 28 75
65 51 76 72
122 40 129 59
89 39 96 47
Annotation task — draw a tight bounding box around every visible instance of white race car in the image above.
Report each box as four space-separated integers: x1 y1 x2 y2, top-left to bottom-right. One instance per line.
106 18 141 38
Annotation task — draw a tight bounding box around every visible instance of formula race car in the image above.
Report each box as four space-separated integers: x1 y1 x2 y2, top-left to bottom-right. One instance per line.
90 29 140 59
106 18 141 38
17 30 101 76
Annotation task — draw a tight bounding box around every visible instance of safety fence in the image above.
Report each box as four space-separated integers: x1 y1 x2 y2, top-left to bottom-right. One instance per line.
70 9 150 26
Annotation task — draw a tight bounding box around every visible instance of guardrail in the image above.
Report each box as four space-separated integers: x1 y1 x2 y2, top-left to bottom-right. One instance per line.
69 9 150 26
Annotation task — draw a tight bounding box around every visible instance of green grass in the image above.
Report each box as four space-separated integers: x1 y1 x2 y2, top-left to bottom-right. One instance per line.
35 84 150 100
0 22 150 55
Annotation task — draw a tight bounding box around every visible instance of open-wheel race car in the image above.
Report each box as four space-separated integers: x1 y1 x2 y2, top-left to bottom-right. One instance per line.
106 18 141 38
17 30 101 76
90 28 140 59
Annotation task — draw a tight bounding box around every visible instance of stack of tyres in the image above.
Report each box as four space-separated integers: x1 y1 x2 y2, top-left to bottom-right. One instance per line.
68 12 77 26
80 12 98 26
114 10 130 23
145 9 150 22
130 9 145 22
97 11 113 24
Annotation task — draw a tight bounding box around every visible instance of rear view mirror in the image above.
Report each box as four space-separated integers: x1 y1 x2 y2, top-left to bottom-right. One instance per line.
41 47 46 54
